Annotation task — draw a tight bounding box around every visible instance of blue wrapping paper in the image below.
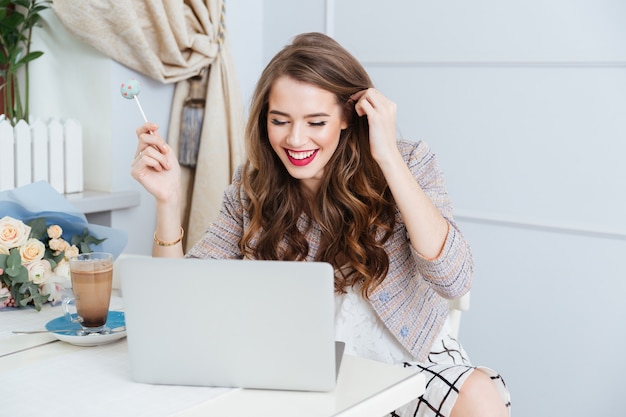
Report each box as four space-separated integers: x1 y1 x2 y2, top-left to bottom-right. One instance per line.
0 181 128 258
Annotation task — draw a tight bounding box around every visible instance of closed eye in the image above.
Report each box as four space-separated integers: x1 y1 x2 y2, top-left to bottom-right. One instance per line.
309 121 327 127
270 119 288 126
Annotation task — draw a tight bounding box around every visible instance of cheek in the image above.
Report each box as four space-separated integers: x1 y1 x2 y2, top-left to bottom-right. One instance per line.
266 127 281 147
318 126 342 148
266 127 286 157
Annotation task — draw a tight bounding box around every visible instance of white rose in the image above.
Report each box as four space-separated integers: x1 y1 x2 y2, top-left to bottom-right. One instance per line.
53 260 71 279
19 238 46 264
48 238 69 252
26 259 52 284
40 274 71 304
64 245 79 260
0 216 31 251
47 224 63 239
0 246 8 255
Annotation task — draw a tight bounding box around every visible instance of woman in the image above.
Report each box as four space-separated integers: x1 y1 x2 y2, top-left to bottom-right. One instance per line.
132 32 510 417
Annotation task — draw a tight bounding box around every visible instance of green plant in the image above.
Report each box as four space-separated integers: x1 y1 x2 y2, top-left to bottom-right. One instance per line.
0 0 50 125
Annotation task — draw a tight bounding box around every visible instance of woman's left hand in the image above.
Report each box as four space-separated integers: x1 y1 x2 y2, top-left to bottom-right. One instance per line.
352 89 450 260
350 88 400 166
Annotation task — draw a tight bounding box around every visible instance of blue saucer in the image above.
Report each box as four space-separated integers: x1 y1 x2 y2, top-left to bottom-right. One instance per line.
46 311 125 335
44 311 126 346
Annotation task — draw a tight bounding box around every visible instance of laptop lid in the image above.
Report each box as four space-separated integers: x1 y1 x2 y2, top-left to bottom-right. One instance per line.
118 257 340 392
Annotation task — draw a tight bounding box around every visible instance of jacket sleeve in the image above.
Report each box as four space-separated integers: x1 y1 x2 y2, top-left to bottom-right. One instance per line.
403 140 473 299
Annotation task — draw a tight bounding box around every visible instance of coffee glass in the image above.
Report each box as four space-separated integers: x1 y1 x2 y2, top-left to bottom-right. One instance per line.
62 252 114 333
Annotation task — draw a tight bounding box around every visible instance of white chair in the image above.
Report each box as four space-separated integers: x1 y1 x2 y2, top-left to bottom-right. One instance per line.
447 292 470 339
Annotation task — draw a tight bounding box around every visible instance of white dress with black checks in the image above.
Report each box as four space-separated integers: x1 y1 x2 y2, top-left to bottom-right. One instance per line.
335 286 511 417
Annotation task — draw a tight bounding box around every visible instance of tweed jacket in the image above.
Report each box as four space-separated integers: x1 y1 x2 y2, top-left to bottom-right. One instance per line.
186 139 473 361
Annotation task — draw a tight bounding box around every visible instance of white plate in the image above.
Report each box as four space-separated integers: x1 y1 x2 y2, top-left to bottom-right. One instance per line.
45 311 126 347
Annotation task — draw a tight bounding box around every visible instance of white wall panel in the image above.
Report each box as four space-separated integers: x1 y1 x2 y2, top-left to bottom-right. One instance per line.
262 0 327 62
458 219 626 417
367 65 626 235
227 0 265 109
334 0 626 63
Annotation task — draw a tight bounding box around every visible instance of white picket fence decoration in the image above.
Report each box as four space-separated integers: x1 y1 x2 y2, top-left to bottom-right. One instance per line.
0 117 83 193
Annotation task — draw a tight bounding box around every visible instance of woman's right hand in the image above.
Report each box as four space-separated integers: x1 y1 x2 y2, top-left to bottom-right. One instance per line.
131 122 181 204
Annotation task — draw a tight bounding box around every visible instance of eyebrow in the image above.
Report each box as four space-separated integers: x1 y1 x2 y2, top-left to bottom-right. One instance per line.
268 110 331 118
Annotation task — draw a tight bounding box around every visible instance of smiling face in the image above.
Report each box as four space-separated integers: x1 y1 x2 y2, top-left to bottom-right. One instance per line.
267 76 348 194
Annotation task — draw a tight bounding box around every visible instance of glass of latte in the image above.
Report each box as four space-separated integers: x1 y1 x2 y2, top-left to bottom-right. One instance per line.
62 252 114 334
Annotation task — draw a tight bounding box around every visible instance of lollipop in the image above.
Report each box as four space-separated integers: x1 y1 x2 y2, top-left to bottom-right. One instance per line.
120 79 148 123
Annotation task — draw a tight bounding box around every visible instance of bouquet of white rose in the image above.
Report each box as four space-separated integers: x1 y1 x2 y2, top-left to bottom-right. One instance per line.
0 181 127 311
0 216 106 310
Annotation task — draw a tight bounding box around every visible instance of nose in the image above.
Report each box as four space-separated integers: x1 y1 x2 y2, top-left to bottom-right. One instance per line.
285 122 306 148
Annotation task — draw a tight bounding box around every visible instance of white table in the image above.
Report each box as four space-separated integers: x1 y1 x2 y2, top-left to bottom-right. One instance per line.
0 300 424 417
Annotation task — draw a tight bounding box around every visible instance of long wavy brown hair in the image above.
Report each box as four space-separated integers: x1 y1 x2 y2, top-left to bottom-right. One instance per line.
240 32 396 297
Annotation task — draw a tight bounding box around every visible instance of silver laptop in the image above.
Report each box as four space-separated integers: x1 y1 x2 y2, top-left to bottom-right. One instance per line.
118 257 344 392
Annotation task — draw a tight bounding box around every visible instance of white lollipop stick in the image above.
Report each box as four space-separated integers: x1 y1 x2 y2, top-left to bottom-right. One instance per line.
121 79 156 138
134 95 148 123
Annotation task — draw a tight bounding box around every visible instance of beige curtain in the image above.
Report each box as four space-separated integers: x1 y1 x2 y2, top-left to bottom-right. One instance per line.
53 0 245 251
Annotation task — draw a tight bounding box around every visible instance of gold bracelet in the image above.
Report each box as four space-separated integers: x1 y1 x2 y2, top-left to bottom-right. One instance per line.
153 227 184 246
